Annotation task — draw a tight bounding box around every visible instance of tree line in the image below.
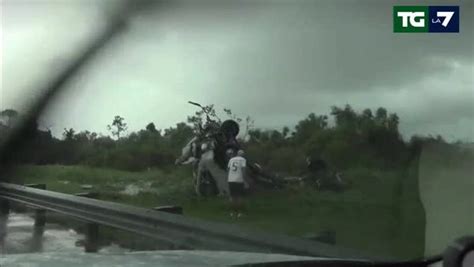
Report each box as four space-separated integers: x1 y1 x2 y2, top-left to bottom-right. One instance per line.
0 105 470 173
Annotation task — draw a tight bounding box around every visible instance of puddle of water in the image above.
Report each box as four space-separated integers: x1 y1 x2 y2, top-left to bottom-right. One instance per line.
120 182 162 196
121 184 141 196
1 212 127 255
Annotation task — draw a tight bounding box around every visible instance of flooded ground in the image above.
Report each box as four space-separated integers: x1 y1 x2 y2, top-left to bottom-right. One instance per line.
0 212 326 267
0 212 127 255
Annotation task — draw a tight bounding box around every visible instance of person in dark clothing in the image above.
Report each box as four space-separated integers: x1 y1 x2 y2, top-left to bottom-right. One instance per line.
307 156 328 173
306 156 345 191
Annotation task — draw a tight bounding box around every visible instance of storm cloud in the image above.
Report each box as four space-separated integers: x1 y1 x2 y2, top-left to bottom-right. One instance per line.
1 0 473 141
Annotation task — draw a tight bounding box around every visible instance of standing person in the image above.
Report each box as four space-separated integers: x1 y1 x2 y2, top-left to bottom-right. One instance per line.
227 149 247 218
306 155 327 187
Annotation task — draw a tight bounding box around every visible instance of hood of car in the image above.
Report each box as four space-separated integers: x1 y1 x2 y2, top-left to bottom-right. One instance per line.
1 250 321 267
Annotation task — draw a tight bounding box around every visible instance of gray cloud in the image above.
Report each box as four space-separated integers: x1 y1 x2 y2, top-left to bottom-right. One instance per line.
1 0 473 141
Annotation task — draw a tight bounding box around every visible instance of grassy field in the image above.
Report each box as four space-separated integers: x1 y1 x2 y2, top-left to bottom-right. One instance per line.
8 164 424 259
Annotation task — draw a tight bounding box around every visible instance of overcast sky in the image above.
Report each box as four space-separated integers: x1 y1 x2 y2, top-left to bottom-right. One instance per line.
1 0 473 141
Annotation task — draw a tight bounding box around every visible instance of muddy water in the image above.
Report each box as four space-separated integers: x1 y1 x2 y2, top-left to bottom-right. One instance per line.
1 212 127 255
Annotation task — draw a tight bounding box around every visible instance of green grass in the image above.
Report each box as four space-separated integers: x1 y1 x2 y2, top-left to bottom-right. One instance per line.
9 164 424 259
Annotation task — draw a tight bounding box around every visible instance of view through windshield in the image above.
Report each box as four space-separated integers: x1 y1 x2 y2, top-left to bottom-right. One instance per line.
0 0 473 264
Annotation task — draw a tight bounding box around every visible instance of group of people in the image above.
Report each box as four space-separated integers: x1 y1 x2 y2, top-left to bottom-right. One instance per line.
224 151 347 218
177 134 346 218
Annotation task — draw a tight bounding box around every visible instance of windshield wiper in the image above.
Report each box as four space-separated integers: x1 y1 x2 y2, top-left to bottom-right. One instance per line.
0 0 158 176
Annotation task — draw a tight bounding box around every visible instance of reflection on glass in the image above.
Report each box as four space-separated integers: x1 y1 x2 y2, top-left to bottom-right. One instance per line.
0 0 472 265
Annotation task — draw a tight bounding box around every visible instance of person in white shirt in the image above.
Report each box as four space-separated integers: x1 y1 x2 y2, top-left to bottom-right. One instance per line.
227 149 248 218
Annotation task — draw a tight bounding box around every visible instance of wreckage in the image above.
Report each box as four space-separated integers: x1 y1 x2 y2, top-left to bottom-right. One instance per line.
175 102 280 196
176 102 347 196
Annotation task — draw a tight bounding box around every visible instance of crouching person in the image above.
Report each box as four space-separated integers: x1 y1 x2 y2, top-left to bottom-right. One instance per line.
227 149 248 218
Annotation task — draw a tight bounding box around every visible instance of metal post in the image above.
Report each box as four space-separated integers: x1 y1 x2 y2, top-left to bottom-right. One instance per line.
0 198 9 215
84 223 99 253
75 192 100 253
0 198 10 253
27 184 46 252
153 205 184 249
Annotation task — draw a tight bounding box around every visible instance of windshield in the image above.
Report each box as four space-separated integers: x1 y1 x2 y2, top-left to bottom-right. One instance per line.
1 0 473 264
